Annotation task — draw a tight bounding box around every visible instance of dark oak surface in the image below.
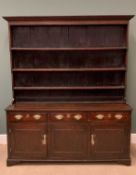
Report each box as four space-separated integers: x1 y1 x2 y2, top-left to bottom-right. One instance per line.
4 15 133 166
4 15 134 21
7 16 130 103
4 15 134 25
6 102 132 112
12 67 126 72
11 47 127 51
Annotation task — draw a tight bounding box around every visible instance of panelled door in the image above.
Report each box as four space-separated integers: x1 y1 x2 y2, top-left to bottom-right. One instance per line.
8 123 47 159
90 122 130 160
48 122 89 160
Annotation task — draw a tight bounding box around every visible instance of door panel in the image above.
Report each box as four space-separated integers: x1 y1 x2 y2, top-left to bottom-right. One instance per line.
90 123 130 160
8 123 47 159
48 122 89 159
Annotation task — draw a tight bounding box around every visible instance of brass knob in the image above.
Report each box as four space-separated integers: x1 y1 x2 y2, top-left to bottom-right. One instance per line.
26 114 30 118
55 114 64 120
14 114 23 120
95 114 104 120
114 114 123 120
33 114 42 120
108 113 112 118
66 114 71 118
74 114 82 120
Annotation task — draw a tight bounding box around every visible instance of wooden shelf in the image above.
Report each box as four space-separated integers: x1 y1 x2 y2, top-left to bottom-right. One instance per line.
14 86 125 90
16 96 124 103
11 47 127 51
9 17 129 103
12 67 126 72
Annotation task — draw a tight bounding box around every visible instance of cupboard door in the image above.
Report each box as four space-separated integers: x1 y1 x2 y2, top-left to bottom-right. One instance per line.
90 123 130 160
48 122 89 159
8 123 47 159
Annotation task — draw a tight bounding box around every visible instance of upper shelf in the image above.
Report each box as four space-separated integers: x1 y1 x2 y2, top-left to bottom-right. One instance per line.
11 47 127 51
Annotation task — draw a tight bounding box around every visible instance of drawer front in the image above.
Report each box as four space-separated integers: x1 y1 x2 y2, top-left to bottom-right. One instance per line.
8 112 47 122
88 112 129 121
49 112 87 122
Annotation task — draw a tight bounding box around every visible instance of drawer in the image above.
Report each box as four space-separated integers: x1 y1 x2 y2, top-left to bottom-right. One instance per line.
8 112 47 122
88 112 129 121
49 112 87 122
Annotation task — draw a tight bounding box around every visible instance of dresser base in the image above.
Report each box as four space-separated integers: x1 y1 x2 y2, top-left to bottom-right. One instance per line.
6 103 132 166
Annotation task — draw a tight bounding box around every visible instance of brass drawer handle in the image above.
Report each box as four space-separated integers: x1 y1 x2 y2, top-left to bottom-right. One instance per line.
55 114 64 120
95 114 104 120
74 114 82 120
42 134 46 145
91 134 95 145
114 114 123 120
33 114 42 120
14 114 23 120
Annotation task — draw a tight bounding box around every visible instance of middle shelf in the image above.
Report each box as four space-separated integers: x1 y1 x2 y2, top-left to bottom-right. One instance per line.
13 71 125 87
12 67 126 72
11 47 127 51
12 50 126 69
14 86 125 90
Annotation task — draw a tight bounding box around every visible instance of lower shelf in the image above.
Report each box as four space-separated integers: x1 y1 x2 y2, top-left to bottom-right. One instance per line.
14 89 125 103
